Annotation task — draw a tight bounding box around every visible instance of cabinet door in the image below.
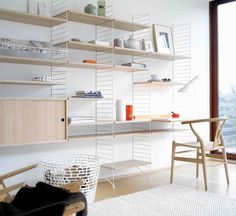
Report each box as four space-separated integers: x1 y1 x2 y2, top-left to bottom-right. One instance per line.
0 99 67 146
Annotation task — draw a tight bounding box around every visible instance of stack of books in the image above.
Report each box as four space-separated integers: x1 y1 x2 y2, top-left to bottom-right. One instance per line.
72 91 103 99
68 116 95 125
121 62 147 69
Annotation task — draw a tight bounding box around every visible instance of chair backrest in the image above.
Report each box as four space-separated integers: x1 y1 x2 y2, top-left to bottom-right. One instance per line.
182 117 227 148
0 164 37 202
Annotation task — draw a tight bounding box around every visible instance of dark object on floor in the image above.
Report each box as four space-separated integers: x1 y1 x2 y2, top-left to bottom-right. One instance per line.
0 165 87 216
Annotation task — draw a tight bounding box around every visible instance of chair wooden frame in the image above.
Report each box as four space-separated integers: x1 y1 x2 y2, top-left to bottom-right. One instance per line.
0 165 85 216
170 117 230 191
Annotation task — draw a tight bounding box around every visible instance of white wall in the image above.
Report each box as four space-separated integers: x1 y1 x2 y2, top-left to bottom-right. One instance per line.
0 0 209 185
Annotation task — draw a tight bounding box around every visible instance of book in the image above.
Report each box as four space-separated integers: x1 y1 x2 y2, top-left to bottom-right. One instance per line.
121 62 147 68
88 40 110 46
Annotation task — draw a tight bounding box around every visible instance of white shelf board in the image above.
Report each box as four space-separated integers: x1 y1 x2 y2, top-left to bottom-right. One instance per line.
0 79 65 86
0 8 65 27
101 160 151 171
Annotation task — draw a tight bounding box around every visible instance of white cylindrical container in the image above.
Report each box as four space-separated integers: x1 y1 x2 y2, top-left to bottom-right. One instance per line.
116 99 125 121
41 154 100 203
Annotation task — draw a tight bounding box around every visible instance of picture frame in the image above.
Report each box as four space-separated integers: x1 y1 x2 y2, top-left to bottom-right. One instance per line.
153 24 175 55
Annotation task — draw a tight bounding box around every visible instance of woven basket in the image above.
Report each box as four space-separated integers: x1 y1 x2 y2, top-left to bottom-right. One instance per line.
41 154 100 203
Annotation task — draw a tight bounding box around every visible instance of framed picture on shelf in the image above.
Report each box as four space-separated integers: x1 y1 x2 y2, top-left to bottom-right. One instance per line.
153 24 175 55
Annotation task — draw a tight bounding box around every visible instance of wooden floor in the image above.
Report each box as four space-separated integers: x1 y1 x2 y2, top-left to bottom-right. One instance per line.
95 162 236 201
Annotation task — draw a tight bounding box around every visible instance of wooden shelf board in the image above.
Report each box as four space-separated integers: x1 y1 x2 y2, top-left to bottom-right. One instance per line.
68 127 188 141
113 65 148 72
55 11 150 31
66 61 111 69
69 119 151 126
114 47 149 56
0 55 65 66
150 52 190 61
56 11 113 27
0 55 148 72
0 80 65 86
57 41 112 52
151 118 187 123
134 81 184 87
101 160 151 170
55 41 190 61
0 8 65 27
114 19 150 32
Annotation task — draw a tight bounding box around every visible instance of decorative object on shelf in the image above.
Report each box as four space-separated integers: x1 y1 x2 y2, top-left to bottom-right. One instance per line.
114 38 125 48
83 59 97 64
142 39 154 52
32 76 52 82
88 40 110 46
126 105 133 121
150 74 161 82
71 38 82 42
125 35 142 50
171 111 180 118
162 78 171 82
68 116 95 124
27 0 38 15
41 154 100 203
73 90 103 98
84 4 97 15
153 24 175 55
121 62 147 69
97 0 106 17
116 99 125 121
38 1 50 16
0 37 65 58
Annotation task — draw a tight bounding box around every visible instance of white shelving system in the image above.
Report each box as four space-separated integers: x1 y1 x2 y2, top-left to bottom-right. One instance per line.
0 0 192 187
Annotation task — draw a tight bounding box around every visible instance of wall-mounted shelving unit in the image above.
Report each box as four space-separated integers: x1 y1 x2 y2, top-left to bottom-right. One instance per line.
0 0 191 188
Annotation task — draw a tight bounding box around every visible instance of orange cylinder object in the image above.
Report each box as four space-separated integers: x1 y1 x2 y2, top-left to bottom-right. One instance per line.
126 105 133 121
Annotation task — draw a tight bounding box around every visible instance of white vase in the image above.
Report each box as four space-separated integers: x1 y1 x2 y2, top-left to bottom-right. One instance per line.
116 99 125 121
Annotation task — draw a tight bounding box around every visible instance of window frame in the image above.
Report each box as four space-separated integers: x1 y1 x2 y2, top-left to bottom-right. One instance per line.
210 0 236 159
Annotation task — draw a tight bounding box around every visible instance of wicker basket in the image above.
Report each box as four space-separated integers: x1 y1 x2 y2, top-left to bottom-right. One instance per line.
41 154 100 203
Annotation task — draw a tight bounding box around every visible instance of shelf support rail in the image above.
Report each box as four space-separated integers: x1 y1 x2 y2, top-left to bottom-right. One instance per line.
95 5 116 188
132 14 152 177
51 0 68 98
172 24 192 143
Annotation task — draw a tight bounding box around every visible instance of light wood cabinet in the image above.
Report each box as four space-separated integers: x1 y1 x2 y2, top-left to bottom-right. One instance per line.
0 99 67 146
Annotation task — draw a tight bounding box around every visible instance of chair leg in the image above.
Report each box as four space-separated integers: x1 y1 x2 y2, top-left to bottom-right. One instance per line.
196 149 200 178
222 147 230 185
201 151 208 191
170 141 176 184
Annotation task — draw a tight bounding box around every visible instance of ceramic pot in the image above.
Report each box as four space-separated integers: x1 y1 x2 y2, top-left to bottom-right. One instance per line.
84 4 97 15
125 35 142 50
114 38 125 48
98 0 106 16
